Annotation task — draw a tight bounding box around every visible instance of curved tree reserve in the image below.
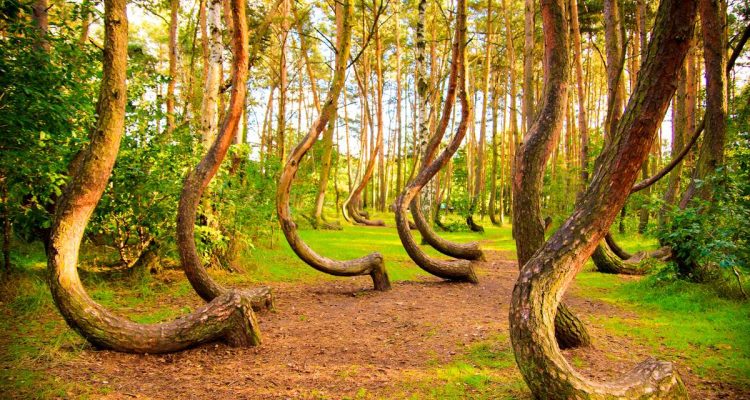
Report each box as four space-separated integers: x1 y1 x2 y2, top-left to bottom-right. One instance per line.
1 0 749 398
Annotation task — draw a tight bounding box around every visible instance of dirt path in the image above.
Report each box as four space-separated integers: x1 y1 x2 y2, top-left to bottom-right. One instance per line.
45 252 747 399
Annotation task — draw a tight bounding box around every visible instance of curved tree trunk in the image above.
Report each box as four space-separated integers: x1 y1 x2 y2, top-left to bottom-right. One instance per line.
604 232 633 259
511 0 590 350
509 0 695 397
176 0 273 312
395 0 478 284
344 60 385 227
47 0 262 354
592 241 649 275
406 0 485 261
276 0 390 292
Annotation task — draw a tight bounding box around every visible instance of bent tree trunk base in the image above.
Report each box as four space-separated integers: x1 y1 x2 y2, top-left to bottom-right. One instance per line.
593 241 651 275
605 232 633 259
466 215 485 233
412 198 484 261
346 198 385 226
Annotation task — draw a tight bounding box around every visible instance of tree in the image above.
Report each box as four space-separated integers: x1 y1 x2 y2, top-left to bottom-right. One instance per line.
199 0 223 149
176 0 274 311
395 0 479 284
46 0 262 353
511 0 590 349
276 0 390 291
466 0 494 233
509 0 696 396
166 0 178 135
407 0 484 262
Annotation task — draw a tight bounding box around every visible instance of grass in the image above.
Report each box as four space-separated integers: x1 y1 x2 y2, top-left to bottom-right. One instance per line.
574 269 750 387
1 217 749 397
381 335 529 399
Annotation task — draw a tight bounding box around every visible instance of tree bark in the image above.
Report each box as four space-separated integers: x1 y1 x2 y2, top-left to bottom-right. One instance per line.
467 0 494 232
395 0 478 283
166 0 179 135
47 0 262 354
603 0 626 139
522 0 535 132
509 0 695 396
176 0 274 312
199 0 223 149
511 0 590 350
570 0 589 190
679 0 728 207
276 0 390 291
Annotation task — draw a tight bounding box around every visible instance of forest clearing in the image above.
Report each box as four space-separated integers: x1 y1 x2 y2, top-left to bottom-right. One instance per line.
2 225 749 398
1 0 750 398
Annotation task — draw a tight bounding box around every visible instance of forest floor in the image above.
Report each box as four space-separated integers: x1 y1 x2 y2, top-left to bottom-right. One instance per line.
1 220 749 399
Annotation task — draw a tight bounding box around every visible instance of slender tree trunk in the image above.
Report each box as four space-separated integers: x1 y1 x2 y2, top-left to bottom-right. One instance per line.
509 0 696 396
505 0 519 216
166 0 179 134
32 0 49 52
570 0 589 190
345 56 385 226
276 0 291 161
634 0 651 234
79 3 91 45
376 22 386 212
467 0 494 232
603 0 626 139
489 72 501 226
680 0 728 207
200 0 223 149
660 67 687 222
522 0 535 133
395 3 403 199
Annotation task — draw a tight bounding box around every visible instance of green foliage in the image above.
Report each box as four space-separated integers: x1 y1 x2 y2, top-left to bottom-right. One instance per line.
0 12 98 242
88 41 201 267
204 147 280 268
659 169 750 281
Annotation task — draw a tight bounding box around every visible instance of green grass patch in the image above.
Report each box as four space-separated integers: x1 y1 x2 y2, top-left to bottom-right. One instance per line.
574 270 750 387
385 335 529 399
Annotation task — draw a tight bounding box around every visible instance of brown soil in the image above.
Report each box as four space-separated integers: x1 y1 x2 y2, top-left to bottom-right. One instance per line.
34 252 750 399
